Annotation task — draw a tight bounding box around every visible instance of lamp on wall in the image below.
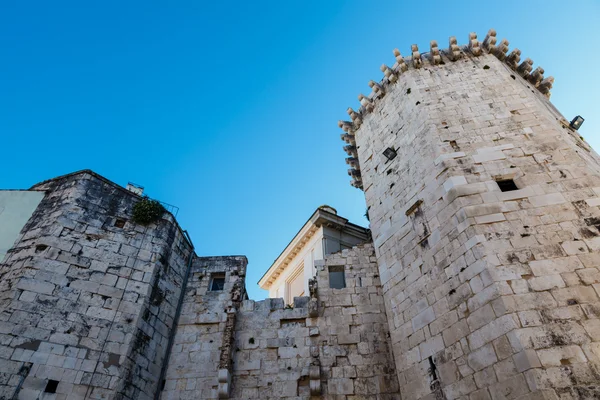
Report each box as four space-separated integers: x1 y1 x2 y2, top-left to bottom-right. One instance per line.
570 115 585 130
383 147 397 161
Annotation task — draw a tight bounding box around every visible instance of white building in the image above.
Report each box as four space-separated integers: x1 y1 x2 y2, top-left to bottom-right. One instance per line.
258 205 370 304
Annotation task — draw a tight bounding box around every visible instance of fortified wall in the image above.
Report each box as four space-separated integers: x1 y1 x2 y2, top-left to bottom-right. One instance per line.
339 29 600 399
0 171 398 399
0 171 194 399
161 243 399 399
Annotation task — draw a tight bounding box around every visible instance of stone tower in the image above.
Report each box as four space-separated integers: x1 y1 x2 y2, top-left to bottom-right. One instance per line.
0 171 195 399
340 29 600 400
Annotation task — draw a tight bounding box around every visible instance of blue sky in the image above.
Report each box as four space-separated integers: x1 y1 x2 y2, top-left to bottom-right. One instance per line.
1 1 598 299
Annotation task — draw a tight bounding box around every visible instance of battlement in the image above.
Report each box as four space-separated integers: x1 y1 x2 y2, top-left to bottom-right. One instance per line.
339 29 555 190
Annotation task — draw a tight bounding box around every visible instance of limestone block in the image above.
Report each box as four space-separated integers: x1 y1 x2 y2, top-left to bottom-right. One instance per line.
469 314 520 350
529 257 583 276
528 193 566 208
444 176 468 192
473 151 506 163
412 307 435 331
468 343 498 372
536 345 587 367
487 373 530 400
338 334 360 345
328 378 354 395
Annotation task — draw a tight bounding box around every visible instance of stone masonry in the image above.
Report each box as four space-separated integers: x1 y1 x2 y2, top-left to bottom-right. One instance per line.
0 172 398 400
0 171 194 399
340 29 600 399
2 28 600 400
162 243 399 399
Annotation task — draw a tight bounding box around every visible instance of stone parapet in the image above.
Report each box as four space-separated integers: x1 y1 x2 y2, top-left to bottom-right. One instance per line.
339 29 556 190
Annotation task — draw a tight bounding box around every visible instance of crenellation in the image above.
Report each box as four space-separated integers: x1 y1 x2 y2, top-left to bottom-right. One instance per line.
411 44 422 68
429 40 441 65
380 63 398 83
393 48 408 72
468 32 482 56
517 57 534 77
448 36 462 61
482 28 497 53
346 106 362 126
340 30 559 190
357 93 374 112
368 79 385 97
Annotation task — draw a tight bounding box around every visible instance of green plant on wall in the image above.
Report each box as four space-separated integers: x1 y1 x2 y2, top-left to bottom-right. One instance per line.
131 198 165 225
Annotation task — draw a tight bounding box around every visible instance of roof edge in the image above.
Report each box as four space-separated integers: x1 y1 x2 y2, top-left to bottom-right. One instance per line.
258 207 368 289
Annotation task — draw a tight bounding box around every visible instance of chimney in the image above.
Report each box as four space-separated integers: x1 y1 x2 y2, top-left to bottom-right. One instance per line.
126 182 144 196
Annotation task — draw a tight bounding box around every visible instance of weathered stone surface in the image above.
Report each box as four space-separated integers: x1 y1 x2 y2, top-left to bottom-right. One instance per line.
0 171 194 400
161 243 398 399
344 30 600 400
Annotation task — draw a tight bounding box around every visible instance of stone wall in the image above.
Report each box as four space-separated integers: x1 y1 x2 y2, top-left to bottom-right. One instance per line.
0 171 194 400
345 34 600 399
161 243 399 399
161 255 248 400
314 243 399 399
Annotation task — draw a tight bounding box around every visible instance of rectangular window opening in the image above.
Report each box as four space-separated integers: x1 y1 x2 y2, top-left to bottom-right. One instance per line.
210 274 225 291
383 147 397 161
328 265 346 289
44 380 59 394
496 179 519 192
114 218 126 228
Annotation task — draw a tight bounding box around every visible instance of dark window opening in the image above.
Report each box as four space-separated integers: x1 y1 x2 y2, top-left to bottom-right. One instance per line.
497 179 518 192
114 219 126 228
44 380 59 394
328 265 346 289
383 147 397 161
210 275 225 291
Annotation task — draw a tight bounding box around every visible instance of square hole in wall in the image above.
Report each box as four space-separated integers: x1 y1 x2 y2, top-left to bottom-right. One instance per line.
44 380 59 393
114 219 126 228
210 274 225 291
383 147 397 161
496 179 519 192
328 265 346 289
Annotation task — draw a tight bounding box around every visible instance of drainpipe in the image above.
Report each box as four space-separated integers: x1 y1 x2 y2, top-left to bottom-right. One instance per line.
154 230 195 400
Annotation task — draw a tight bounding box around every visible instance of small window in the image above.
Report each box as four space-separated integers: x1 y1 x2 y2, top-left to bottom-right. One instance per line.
210 274 225 291
496 179 518 192
329 265 346 289
114 219 126 228
383 147 397 161
44 380 59 393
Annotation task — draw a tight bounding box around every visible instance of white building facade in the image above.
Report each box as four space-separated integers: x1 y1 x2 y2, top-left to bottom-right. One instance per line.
258 206 370 304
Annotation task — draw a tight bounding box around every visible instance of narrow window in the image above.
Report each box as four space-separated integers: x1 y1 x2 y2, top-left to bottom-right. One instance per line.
329 265 346 289
210 274 225 291
496 179 518 192
44 380 59 393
